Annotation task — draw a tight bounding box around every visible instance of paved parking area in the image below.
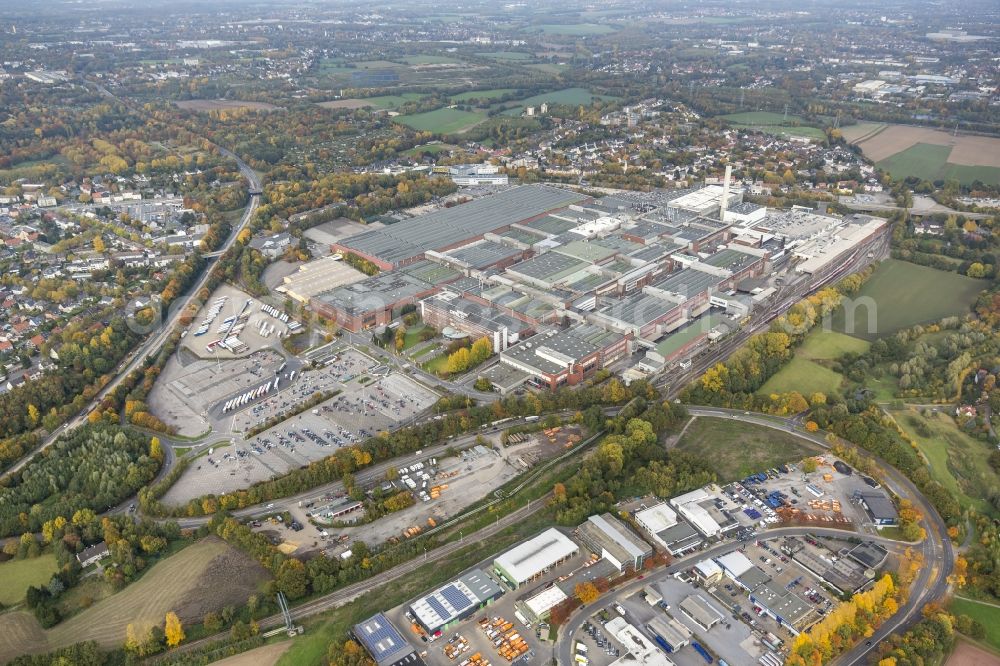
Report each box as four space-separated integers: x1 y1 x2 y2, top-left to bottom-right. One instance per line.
160 365 439 505
150 348 287 436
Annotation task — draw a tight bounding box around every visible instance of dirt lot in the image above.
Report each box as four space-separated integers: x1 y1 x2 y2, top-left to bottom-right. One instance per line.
846 124 1000 167
948 641 1000 666
0 538 269 662
174 99 280 112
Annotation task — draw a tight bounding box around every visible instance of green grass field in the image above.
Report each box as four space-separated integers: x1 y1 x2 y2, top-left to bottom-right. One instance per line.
526 63 569 75
401 55 460 65
500 87 619 115
450 88 518 103
759 357 845 397
674 417 820 482
830 259 986 340
422 352 450 375
526 23 617 35
877 143 1000 186
0 554 59 605
403 143 455 156
395 107 486 133
797 329 871 360
949 597 1000 652
358 93 428 109
893 408 999 515
476 51 533 60
719 112 826 141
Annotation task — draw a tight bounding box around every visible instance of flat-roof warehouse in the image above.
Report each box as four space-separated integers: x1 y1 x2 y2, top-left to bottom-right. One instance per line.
493 528 579 589
408 568 503 635
353 613 424 666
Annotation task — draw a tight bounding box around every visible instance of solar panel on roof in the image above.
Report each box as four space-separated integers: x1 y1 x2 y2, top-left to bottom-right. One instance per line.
358 615 404 658
440 584 472 612
424 595 449 621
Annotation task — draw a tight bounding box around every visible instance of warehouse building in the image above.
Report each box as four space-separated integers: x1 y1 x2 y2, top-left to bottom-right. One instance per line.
353 613 424 666
334 185 589 269
749 581 818 635
634 502 704 556
277 255 367 303
715 550 772 592
576 513 653 573
669 485 739 538
855 489 898 526
678 594 724 631
519 584 568 623
605 617 676 666
646 615 692 653
408 568 503 636
493 528 579 589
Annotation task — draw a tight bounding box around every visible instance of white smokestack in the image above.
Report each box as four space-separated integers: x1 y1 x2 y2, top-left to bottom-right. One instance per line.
720 164 732 223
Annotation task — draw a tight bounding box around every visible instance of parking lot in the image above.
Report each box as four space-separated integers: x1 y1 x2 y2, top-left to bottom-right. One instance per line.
159 362 439 505
150 347 291 437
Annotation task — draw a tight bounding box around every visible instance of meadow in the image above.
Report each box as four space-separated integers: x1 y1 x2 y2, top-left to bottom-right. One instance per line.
500 87 619 115
719 111 826 141
395 108 487 133
758 329 867 397
830 259 986 340
0 554 59 606
877 143 1000 186
450 88 518 103
948 598 1000 652
674 417 819 482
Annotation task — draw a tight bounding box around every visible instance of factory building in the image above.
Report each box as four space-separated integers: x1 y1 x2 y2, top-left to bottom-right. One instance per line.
633 502 704 556
519 584 568 623
678 595 724 631
498 324 629 390
353 613 424 666
493 528 579 589
576 513 653 573
855 489 898 526
408 568 503 636
668 485 739 538
646 615 692 653
419 290 532 352
749 581 819 635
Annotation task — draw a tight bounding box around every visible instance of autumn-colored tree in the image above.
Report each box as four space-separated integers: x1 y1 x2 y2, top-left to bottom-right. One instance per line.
801 458 818 473
149 437 163 462
574 581 600 605
165 611 185 647
805 421 819 432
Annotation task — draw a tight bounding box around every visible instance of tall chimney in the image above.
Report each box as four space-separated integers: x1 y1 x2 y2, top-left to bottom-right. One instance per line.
720 164 732 223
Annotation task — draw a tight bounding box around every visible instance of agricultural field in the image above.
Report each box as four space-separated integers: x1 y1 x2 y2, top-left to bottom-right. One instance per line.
526 63 570 76
0 554 59 606
395 107 486 133
892 407 999 515
500 87 619 115
0 538 270 662
451 88 518 103
830 259 986 340
317 93 428 110
174 100 280 112
948 598 1000 653
843 123 1000 186
401 55 461 65
525 23 618 35
674 417 820 482
718 111 826 141
476 51 533 60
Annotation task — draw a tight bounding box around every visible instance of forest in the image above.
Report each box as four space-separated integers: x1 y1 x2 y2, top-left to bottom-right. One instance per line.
0 424 160 537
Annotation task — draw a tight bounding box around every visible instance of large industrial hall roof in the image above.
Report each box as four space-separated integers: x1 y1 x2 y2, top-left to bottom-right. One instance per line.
338 185 589 265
